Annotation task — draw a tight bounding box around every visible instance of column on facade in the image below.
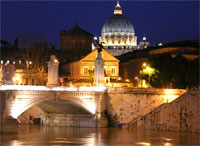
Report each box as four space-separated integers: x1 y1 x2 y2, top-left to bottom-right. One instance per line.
127 37 130 47
130 36 133 48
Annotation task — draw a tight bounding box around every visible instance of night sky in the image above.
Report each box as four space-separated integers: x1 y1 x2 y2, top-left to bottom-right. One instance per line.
1 1 199 49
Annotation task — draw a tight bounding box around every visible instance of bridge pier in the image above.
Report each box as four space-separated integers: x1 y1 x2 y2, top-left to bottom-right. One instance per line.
1 116 18 133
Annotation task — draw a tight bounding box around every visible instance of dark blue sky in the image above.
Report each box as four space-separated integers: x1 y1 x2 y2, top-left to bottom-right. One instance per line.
1 1 199 48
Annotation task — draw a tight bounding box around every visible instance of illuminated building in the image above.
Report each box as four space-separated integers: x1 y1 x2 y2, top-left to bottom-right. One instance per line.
99 1 137 56
0 61 47 86
65 48 119 81
137 35 150 50
62 48 133 87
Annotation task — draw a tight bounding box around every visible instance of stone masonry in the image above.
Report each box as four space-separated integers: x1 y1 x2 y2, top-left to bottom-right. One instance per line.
128 90 199 132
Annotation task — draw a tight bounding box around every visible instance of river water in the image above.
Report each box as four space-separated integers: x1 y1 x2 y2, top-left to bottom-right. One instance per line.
0 125 199 146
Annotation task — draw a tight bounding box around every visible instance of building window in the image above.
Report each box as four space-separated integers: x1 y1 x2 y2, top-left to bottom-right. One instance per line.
111 66 116 75
83 66 88 75
104 66 107 75
76 42 82 49
66 43 69 49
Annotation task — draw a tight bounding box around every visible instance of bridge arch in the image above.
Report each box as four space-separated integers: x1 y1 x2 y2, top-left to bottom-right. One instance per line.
10 93 96 119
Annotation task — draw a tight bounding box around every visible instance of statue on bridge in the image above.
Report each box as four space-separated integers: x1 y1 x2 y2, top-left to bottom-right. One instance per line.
93 38 104 53
94 41 105 87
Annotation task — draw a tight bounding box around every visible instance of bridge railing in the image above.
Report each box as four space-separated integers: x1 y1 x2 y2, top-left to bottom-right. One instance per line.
107 87 187 95
0 85 106 92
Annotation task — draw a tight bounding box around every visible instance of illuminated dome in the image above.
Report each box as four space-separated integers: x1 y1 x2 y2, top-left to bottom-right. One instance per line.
137 35 150 50
100 1 137 56
101 14 135 36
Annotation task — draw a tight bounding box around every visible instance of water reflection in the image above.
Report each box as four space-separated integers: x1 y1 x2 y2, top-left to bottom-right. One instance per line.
0 125 199 146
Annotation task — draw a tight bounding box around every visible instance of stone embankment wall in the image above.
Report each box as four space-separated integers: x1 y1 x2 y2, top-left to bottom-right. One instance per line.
40 113 97 127
104 88 186 124
128 90 199 132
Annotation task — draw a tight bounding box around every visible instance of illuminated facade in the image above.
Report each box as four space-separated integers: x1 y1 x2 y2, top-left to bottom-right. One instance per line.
137 35 150 50
99 1 137 56
0 62 47 86
65 48 119 81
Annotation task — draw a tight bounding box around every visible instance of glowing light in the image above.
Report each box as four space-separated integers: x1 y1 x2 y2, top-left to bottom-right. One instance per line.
164 89 177 103
79 87 106 92
0 85 50 91
164 142 173 146
142 63 146 67
146 66 150 71
125 79 129 82
60 78 64 83
11 104 22 118
143 66 155 75
51 87 77 91
54 59 58 63
143 36 147 41
12 74 22 85
94 36 97 40
164 89 174 95
84 100 96 114
0 85 106 92
136 142 151 146
135 76 138 80
164 138 173 141
29 61 32 64
13 76 20 81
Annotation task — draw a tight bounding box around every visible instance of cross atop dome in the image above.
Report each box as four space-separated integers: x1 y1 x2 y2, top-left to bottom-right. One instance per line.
114 1 122 14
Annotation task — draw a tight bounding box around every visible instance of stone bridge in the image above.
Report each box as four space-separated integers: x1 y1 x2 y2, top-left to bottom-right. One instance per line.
0 85 187 133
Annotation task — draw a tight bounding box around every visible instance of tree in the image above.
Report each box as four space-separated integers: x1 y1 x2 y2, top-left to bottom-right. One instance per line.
148 53 174 88
147 53 199 89
18 33 56 85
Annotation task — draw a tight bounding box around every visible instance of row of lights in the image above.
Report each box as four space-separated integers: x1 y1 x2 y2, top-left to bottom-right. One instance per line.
0 60 21 64
0 60 32 65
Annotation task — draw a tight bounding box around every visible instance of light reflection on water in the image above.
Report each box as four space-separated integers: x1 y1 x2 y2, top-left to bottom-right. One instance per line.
0 125 199 146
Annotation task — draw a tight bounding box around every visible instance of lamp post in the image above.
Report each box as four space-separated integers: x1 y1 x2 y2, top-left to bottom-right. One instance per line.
146 66 151 84
140 63 146 87
26 60 32 85
142 63 155 88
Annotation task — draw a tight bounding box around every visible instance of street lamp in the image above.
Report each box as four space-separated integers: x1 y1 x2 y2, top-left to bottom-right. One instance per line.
142 63 146 67
26 60 32 85
135 76 139 87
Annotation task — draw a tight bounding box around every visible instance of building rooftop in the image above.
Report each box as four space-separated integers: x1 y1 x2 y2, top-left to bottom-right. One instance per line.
117 40 200 63
61 23 93 36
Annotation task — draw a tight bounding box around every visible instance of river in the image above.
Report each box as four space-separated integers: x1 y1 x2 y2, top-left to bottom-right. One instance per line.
1 125 199 146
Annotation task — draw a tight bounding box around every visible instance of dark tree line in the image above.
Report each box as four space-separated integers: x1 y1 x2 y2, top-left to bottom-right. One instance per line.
1 33 56 84
146 53 199 89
